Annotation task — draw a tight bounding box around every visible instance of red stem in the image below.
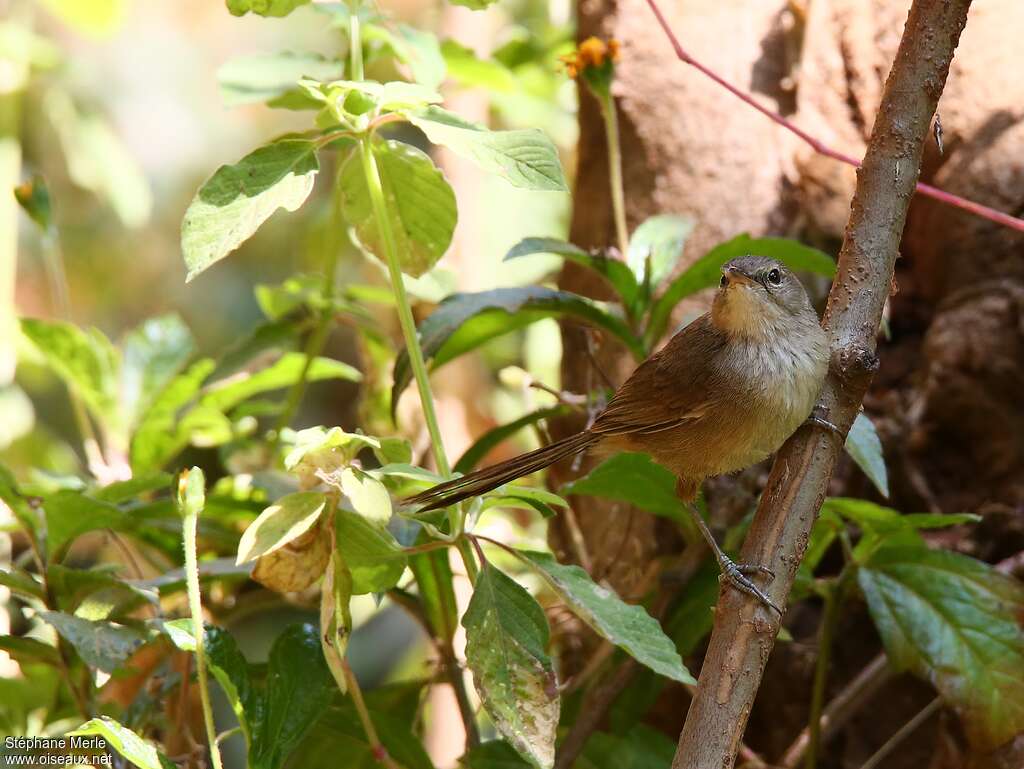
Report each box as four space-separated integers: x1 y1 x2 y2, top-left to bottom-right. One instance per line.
643 0 1024 234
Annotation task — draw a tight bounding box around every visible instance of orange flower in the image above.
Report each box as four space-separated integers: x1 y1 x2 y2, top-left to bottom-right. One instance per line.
559 37 621 79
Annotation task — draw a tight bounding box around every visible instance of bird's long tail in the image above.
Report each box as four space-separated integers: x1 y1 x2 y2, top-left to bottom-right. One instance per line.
406 431 600 512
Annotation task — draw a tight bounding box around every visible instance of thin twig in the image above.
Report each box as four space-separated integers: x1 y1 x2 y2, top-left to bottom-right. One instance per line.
778 653 893 768
858 697 942 769
343 659 406 769
643 0 1024 235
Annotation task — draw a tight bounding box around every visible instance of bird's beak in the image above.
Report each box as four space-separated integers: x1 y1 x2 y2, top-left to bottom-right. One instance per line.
723 265 757 287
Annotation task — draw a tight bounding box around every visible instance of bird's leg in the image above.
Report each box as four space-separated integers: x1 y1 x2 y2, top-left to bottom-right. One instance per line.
676 479 781 615
806 406 844 441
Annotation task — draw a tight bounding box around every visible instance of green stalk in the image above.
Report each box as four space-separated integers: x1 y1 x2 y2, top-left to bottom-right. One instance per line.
178 469 224 769
805 568 854 769
597 92 630 262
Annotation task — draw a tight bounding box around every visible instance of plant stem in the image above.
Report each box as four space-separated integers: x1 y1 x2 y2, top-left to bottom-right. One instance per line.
181 477 224 769
456 537 479 584
858 697 942 769
597 92 630 261
343 659 404 769
805 568 852 769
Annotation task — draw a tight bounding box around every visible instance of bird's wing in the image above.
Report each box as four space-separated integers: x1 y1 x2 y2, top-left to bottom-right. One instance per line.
591 314 728 437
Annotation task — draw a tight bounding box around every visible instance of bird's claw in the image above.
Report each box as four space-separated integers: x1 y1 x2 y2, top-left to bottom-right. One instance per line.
807 408 844 441
717 555 782 615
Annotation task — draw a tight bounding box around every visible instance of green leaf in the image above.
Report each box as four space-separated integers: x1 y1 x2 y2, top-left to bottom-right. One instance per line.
844 412 889 498
48 564 158 616
44 491 126 560
365 23 446 91
518 550 693 684
334 508 407 595
20 318 119 427
218 52 342 108
408 107 567 191
226 0 310 17
822 498 980 534
560 453 684 521
39 611 145 672
578 725 675 769
121 314 195 427
462 563 558 769
448 0 498 11
283 425 382 471
626 214 694 290
441 41 517 93
130 359 215 473
0 635 60 666
0 567 45 601
504 238 639 310
236 491 327 564
0 466 39 536
92 472 173 504
664 560 720 656
319 552 352 694
202 352 360 412
182 139 319 281
455 407 567 474
858 546 1024 748
340 467 392 525
69 717 176 769
250 623 334 769
392 288 642 412
338 139 456 278
646 235 836 345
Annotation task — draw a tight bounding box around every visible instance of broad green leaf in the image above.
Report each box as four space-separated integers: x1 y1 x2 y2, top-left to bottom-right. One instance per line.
578 725 675 769
626 214 694 290
480 486 569 520
164 620 258 744
92 472 172 504
455 406 567 474
338 139 456 278
844 412 889 498
331 79 442 111
392 288 642 412
408 107 567 191
227 0 310 17
646 235 835 345
822 498 980 534
129 358 215 473
44 491 126 560
364 23 446 91
373 436 413 466
504 238 639 310
182 140 319 281
202 352 360 412
283 425 381 471
858 546 1024 748
462 741 532 769
518 550 693 684
218 52 342 108
121 314 195 427
0 567 45 601
0 635 60 666
462 563 558 769
39 611 145 672
560 453 684 521
334 508 407 594
69 717 175 769
47 564 158 616
441 41 517 93
236 491 327 564
250 623 334 769
44 89 151 226
340 466 392 525
20 318 119 427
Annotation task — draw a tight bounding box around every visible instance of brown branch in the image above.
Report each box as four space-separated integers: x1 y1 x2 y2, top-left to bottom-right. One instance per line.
668 1 973 767
643 0 1024 235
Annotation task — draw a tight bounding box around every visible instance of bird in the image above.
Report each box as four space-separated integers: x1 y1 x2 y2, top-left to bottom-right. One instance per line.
406 255 834 613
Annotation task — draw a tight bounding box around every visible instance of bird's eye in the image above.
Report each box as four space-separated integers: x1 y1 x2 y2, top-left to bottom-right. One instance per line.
766 268 782 286
719 275 728 287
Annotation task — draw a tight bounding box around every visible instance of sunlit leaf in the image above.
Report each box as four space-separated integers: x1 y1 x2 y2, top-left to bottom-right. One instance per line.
0 635 60 667
338 139 456 278
519 550 693 683
392 288 642 413
463 563 558 769
226 0 310 17
442 41 517 93
319 551 352 694
69 717 175 769
334 508 407 595
409 106 567 191
39 611 145 673
844 412 889 498
182 140 319 281
365 23 446 91
44 490 127 560
121 314 195 427
237 491 327 564
858 545 1024 748
626 214 694 291
202 352 360 412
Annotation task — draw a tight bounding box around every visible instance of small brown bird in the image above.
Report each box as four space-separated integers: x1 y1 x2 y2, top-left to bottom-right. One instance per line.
408 256 834 612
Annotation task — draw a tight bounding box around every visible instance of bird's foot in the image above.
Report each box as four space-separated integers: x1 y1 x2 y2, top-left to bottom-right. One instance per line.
806 407 844 441
716 555 782 615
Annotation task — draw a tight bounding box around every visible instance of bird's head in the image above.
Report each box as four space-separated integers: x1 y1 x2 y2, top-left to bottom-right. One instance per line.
711 256 817 339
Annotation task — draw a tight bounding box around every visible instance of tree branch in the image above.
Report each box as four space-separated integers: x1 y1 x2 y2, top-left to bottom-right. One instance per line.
643 0 1024 235
669 1 973 767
